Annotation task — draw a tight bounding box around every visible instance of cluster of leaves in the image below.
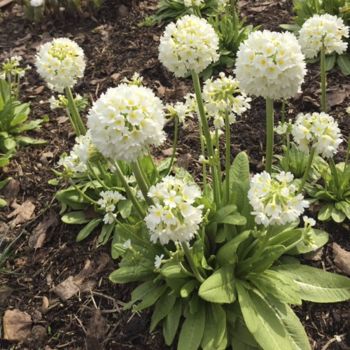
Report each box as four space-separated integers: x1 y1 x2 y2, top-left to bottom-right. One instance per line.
23 0 104 22
110 152 349 350
282 0 350 75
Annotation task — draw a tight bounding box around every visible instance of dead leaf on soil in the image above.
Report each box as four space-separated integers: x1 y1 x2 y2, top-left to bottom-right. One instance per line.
332 243 350 276
327 88 349 108
7 200 35 227
28 211 58 249
3 309 32 342
0 0 13 8
86 309 108 350
1 178 20 203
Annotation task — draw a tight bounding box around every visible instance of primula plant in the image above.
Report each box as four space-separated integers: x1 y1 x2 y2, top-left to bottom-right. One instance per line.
37 13 350 350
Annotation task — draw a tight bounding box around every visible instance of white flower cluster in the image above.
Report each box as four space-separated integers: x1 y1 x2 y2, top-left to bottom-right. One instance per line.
0 55 29 80
184 0 203 7
87 84 165 162
291 112 342 158
49 93 86 111
235 30 306 100
202 72 251 129
145 176 203 245
248 171 309 226
299 14 349 59
30 0 44 7
166 93 195 124
97 190 125 224
36 38 86 92
58 131 92 174
159 15 219 77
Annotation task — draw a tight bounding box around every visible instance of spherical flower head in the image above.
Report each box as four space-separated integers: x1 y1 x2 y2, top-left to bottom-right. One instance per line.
145 176 203 245
202 72 251 129
184 0 203 7
36 38 86 92
299 14 349 59
234 30 306 100
58 131 93 174
87 84 166 162
291 112 343 158
30 0 44 6
248 171 309 226
158 15 219 77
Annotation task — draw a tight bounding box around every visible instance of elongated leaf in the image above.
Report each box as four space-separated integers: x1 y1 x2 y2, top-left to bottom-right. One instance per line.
61 211 90 224
133 284 167 311
163 299 182 346
180 280 198 298
267 296 311 350
325 54 336 71
199 265 236 303
218 213 247 226
288 229 329 255
236 282 294 350
109 265 154 284
150 293 177 332
230 151 250 189
272 264 350 302
177 301 205 350
211 205 237 222
16 136 47 146
76 218 102 242
337 54 350 75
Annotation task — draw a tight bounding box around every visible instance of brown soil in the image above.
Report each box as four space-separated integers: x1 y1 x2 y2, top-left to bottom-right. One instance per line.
0 0 349 349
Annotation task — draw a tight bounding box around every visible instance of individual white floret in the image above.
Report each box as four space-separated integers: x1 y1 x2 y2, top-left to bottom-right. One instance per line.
248 171 309 226
202 72 251 129
166 93 196 124
87 84 165 162
291 112 342 158
58 131 93 174
36 38 85 92
235 30 306 100
159 15 219 77
145 176 203 245
299 14 349 59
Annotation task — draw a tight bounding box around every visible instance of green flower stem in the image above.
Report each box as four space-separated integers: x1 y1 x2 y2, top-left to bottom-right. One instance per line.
285 132 291 171
65 87 86 136
131 161 153 206
114 162 145 218
329 158 341 198
299 147 316 192
69 180 98 205
320 44 327 112
224 112 231 204
345 136 350 167
181 242 205 283
191 70 221 205
265 98 275 174
166 116 179 176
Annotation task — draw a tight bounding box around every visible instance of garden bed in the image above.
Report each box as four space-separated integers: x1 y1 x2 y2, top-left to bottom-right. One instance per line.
0 0 349 349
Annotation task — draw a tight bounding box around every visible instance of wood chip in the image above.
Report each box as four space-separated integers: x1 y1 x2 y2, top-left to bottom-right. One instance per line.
3 309 32 341
332 243 350 276
8 200 35 227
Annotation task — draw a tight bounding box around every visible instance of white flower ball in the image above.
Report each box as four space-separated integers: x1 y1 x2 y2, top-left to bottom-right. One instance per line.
248 171 309 226
36 38 85 92
87 84 165 162
184 0 203 7
299 14 349 59
234 30 306 100
159 15 219 77
291 112 343 158
202 72 251 129
30 0 44 7
145 176 203 245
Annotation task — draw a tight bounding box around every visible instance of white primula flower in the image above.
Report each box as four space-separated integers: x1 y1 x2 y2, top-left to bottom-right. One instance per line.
58 131 93 174
87 84 165 162
30 0 44 6
184 0 203 7
36 38 86 92
98 190 125 224
145 176 203 245
235 30 306 100
299 14 349 59
291 112 343 158
154 254 165 269
159 15 219 77
303 216 316 228
346 106 350 115
166 93 196 124
202 72 251 129
248 171 309 226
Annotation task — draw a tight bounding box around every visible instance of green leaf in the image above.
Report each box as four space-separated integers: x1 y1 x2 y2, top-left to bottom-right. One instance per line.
331 208 346 223
180 280 198 298
150 293 177 332
211 205 237 222
133 284 167 312
118 199 132 219
318 203 333 221
288 229 329 255
217 230 251 266
272 264 350 302
336 201 350 219
177 300 205 350
230 151 250 189
76 218 102 242
325 54 336 71
97 223 115 246
16 136 47 146
337 54 350 75
161 261 190 279
61 211 90 224
199 265 236 303
267 297 311 350
109 265 154 284
163 299 182 346
201 304 227 350
218 213 247 226
0 198 7 208
237 282 294 350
